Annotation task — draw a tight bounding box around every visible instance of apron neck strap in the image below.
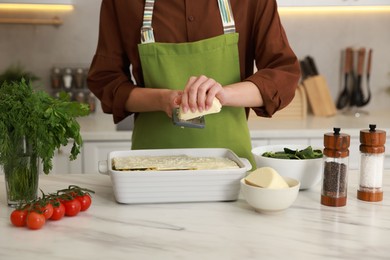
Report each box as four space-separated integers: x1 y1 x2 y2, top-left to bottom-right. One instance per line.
140 0 236 44
217 0 236 34
141 0 156 43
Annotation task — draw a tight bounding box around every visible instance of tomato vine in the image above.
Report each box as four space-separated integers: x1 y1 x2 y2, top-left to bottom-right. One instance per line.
10 185 95 230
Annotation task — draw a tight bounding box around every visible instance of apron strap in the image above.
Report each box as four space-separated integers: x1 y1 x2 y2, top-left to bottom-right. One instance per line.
140 0 156 43
217 0 236 34
140 0 236 44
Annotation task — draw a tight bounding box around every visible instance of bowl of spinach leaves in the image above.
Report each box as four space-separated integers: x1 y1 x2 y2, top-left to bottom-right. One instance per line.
252 145 323 190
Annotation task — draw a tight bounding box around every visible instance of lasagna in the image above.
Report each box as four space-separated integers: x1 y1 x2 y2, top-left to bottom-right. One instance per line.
112 155 239 171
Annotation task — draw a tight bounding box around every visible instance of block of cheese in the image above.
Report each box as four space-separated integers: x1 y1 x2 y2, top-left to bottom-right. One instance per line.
178 98 222 120
245 167 289 189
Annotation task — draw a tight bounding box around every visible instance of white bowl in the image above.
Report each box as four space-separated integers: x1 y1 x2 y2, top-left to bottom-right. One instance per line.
240 177 300 213
251 144 323 190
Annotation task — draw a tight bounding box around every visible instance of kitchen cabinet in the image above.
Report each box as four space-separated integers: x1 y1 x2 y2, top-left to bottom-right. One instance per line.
49 135 389 175
53 110 388 175
51 143 82 174
82 141 132 174
0 143 82 175
7 110 389 175
250 139 268 149
8 141 131 175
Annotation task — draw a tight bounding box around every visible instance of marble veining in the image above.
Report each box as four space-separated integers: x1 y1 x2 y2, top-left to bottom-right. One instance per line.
0 171 390 259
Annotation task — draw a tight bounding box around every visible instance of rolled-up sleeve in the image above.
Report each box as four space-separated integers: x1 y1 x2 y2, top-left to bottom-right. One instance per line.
87 0 136 123
245 0 300 118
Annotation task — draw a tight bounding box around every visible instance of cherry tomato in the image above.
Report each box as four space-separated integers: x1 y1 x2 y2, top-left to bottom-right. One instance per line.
40 203 54 220
50 202 65 221
63 199 81 217
26 212 46 230
76 195 92 211
10 209 28 227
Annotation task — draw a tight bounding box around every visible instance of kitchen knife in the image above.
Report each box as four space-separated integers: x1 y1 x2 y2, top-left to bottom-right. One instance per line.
300 56 317 78
299 60 311 79
305 56 319 76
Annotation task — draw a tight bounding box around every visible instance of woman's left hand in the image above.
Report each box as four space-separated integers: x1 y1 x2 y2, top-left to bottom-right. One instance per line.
180 75 226 113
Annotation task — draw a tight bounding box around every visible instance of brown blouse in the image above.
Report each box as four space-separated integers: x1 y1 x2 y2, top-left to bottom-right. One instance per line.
87 0 300 123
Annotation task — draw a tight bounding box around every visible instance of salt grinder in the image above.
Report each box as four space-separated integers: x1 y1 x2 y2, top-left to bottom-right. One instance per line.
321 127 350 207
357 124 386 202
62 68 73 89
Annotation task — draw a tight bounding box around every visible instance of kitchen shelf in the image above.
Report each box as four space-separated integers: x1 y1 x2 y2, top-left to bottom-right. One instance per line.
277 0 389 7
0 17 62 25
0 0 73 25
0 0 72 4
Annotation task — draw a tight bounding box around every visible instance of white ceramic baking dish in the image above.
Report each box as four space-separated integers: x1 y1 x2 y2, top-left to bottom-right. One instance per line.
98 148 252 204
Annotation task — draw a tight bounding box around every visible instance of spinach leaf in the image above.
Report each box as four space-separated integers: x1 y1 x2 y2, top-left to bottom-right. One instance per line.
262 146 323 160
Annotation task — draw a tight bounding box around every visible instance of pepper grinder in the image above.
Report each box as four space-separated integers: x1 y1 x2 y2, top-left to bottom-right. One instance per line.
321 127 350 207
87 92 96 113
358 124 386 202
74 68 85 89
51 67 62 89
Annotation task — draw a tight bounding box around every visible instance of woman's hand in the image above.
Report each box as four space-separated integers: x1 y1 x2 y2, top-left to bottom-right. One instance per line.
125 88 183 118
125 76 262 118
163 89 183 118
180 75 226 114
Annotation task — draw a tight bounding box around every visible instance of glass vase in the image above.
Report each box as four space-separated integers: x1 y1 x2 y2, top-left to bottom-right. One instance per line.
2 137 39 207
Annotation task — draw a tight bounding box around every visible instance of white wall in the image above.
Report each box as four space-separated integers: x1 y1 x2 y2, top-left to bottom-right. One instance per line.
279 10 390 112
1 1 389 112
0 0 100 90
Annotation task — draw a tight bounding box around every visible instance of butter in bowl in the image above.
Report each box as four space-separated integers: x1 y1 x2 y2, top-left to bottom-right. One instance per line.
240 167 300 213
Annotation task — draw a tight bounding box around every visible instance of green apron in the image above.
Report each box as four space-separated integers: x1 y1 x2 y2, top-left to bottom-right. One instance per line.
132 0 255 168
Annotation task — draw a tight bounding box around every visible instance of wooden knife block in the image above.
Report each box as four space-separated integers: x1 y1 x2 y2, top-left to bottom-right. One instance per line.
250 84 307 120
302 75 337 117
272 84 307 119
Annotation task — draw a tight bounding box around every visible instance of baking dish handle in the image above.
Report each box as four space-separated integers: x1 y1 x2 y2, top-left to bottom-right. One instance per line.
239 157 253 171
98 160 109 175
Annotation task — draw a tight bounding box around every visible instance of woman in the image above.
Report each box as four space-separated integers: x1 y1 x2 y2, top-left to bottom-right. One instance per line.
87 0 300 168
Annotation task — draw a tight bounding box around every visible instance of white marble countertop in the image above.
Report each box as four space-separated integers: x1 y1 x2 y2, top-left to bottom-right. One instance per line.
79 110 390 141
1 170 390 259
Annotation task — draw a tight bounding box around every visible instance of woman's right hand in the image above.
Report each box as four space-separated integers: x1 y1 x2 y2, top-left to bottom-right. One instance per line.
180 75 225 114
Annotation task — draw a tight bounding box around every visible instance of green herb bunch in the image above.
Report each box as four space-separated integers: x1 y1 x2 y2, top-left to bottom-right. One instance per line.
0 63 39 86
0 79 90 174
